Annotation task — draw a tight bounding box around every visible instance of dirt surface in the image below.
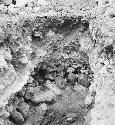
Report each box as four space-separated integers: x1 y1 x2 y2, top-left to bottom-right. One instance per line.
0 0 115 125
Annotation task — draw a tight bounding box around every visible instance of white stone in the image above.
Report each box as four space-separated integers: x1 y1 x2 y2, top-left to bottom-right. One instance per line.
99 66 108 75
4 49 12 61
37 48 47 57
19 11 27 16
67 117 72 121
67 67 75 73
0 55 8 69
40 103 47 111
20 56 29 64
34 90 56 102
46 30 55 37
85 95 93 105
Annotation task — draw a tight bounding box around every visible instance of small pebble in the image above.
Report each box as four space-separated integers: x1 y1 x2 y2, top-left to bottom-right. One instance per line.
46 30 55 37
67 73 77 84
98 58 104 63
28 87 34 93
78 73 91 88
20 56 29 64
67 67 75 73
67 117 73 121
45 73 55 80
40 103 47 111
73 82 79 91
85 95 93 105
25 90 33 100
4 49 12 61
104 60 109 66
71 64 78 69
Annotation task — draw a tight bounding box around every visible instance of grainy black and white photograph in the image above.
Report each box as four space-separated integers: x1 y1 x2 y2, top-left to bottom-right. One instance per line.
0 0 115 125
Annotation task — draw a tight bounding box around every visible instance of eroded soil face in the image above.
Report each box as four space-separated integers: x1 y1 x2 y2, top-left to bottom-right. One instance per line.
0 15 94 125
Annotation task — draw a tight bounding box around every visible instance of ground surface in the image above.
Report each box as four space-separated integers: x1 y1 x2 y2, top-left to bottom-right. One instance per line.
0 0 115 125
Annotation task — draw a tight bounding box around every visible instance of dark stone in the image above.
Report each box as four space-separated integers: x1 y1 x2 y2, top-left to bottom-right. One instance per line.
78 74 91 88
32 68 47 84
24 90 33 100
67 73 77 85
9 108 24 124
12 0 16 5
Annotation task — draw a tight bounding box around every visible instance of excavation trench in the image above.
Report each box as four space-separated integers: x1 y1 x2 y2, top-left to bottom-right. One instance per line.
1 0 115 125
0 15 95 125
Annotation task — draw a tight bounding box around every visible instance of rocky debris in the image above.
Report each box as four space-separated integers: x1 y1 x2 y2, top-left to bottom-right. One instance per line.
9 108 24 124
0 1 97 124
17 102 30 117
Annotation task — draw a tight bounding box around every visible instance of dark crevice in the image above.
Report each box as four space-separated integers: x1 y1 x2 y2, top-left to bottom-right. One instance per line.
31 68 47 84
105 44 114 57
12 0 16 5
9 115 23 125
73 67 82 74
